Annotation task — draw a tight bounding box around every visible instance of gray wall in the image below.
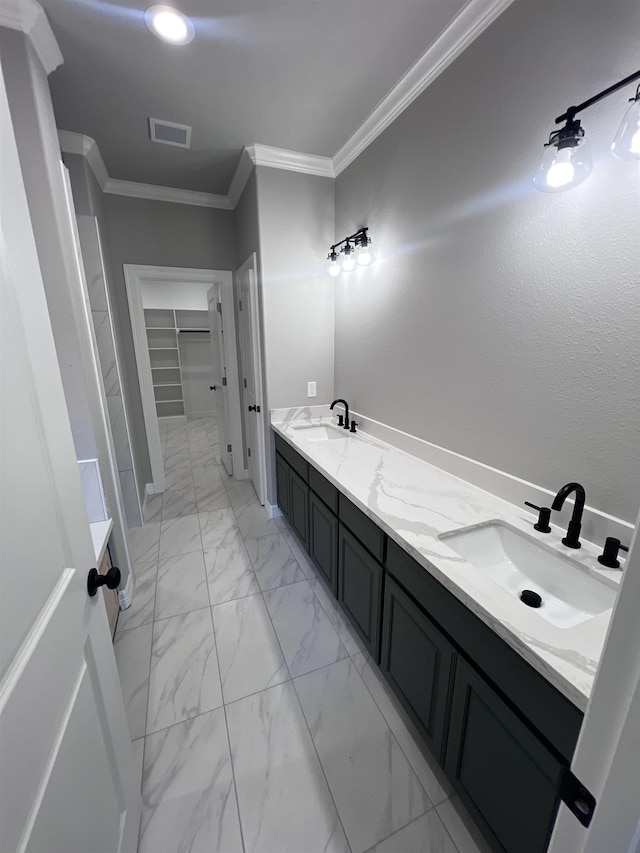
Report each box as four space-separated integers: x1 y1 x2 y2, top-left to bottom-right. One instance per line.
103 194 237 488
334 0 640 523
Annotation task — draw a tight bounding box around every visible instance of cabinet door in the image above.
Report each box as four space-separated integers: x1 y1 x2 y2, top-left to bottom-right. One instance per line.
309 492 338 595
289 468 309 551
275 453 291 521
338 525 383 659
445 658 562 853
381 576 456 764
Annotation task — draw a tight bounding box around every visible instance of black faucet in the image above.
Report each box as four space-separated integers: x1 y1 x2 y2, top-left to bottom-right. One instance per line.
330 398 350 430
551 482 586 549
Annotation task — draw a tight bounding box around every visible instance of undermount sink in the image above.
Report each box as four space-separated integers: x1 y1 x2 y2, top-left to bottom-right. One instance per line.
439 521 616 629
290 424 348 442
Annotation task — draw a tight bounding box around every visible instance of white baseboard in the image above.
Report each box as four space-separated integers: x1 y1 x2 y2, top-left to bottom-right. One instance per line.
266 500 283 519
118 569 134 610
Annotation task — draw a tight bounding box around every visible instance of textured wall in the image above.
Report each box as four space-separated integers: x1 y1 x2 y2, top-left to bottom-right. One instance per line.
334 0 640 522
103 194 237 488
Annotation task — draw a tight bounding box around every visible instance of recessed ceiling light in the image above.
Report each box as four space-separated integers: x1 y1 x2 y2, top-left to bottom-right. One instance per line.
145 5 194 45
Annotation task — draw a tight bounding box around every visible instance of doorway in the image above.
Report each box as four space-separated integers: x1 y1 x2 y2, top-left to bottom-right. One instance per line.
124 265 244 494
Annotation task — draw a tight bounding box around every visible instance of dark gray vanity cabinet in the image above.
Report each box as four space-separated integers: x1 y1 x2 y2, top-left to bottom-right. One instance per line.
380 576 456 763
445 658 563 853
309 491 338 595
289 469 309 550
338 525 383 659
275 453 291 521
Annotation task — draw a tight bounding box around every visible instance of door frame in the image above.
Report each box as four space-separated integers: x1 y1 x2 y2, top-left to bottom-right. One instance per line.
124 264 237 493
236 253 268 505
207 282 247 479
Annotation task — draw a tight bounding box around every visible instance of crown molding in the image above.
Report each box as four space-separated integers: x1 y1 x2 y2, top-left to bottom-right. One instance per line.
333 0 515 175
227 148 255 209
103 178 231 209
248 144 335 179
58 130 231 209
0 0 63 75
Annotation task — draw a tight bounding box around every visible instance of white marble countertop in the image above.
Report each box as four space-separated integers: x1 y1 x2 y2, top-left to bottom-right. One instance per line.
90 518 113 565
271 410 622 711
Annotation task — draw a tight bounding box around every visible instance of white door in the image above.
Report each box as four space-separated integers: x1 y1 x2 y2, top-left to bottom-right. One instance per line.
0 70 140 853
208 285 232 475
237 256 267 504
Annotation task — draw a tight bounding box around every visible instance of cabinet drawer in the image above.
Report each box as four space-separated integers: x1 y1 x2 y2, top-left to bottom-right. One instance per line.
338 525 383 659
274 433 308 481
309 492 338 595
381 576 456 764
385 538 583 762
289 469 309 550
275 453 291 520
446 658 562 853
339 494 385 561
309 466 338 514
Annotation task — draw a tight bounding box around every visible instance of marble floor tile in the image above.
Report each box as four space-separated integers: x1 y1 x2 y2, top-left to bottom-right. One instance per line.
199 508 242 550
143 494 163 524
147 608 222 734
114 623 153 741
194 477 230 512
192 464 224 487
352 653 452 807
161 484 198 520
132 737 145 795
159 514 202 558
436 796 490 853
295 657 431 853
245 533 305 591
155 550 209 620
163 465 194 491
264 580 348 677
283 528 320 577
117 559 158 631
212 594 288 704
308 575 369 656
366 809 457 853
163 447 191 471
205 541 260 605
234 500 285 539
224 479 259 509
139 709 242 853
128 523 161 565
226 681 350 853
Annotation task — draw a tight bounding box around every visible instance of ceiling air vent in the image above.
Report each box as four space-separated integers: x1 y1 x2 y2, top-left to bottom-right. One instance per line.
148 118 192 148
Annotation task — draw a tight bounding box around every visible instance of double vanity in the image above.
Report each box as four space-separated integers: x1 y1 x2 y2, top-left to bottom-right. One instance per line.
271 407 621 853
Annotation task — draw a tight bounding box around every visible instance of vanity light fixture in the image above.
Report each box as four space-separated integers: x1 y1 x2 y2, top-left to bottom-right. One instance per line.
145 5 195 45
534 69 640 192
325 228 376 276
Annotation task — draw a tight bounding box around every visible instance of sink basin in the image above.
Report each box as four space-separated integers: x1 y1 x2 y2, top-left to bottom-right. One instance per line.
440 521 616 629
290 424 348 442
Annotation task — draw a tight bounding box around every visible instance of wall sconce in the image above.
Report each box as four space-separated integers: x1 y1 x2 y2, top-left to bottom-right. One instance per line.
534 70 640 193
325 228 376 277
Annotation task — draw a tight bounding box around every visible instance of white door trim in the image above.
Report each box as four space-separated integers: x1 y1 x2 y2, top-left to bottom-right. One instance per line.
237 253 267 504
124 264 234 493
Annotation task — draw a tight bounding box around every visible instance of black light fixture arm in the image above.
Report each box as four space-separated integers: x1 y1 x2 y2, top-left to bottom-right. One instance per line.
555 70 640 125
330 227 368 252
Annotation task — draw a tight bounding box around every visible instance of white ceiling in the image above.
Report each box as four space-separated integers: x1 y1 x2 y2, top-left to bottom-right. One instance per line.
40 0 471 194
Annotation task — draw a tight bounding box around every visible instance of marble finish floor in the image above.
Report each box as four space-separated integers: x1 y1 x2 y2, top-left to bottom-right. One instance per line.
116 418 489 853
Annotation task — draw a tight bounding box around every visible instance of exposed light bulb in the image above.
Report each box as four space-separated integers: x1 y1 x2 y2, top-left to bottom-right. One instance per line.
546 148 575 188
145 5 195 44
533 121 592 193
611 89 640 160
341 243 356 272
356 235 377 266
324 252 341 277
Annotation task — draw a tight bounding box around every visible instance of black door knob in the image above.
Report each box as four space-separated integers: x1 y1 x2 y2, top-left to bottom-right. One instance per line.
209 385 216 391
87 566 121 597
248 405 256 411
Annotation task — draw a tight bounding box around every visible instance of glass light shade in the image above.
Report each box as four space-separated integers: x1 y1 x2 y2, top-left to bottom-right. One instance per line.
533 133 592 193
145 5 195 44
341 244 356 272
324 253 341 277
356 237 377 266
611 94 640 160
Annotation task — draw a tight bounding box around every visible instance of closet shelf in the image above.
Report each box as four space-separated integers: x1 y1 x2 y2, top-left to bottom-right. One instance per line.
177 328 210 334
